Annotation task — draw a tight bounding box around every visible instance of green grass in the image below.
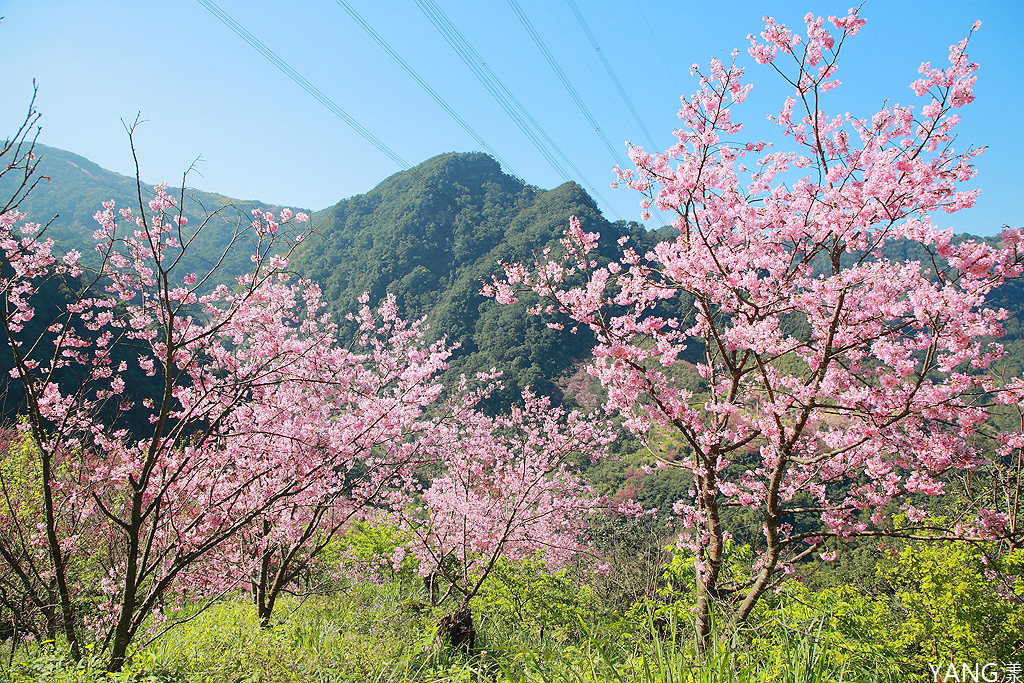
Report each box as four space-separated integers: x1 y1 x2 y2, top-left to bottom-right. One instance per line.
0 583 938 683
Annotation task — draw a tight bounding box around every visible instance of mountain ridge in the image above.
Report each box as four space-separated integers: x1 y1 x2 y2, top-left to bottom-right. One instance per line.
3 143 1021 406
0 143 307 286
294 150 655 402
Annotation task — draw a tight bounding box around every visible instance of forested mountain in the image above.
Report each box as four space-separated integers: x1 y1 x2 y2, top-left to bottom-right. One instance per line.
0 144 302 287
291 151 673 401
3 144 1022 408
0 145 659 408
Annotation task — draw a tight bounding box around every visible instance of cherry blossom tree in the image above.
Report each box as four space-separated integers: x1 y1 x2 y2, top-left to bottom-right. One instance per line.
223 295 452 628
0 128 456 669
485 10 1024 647
399 385 613 651
0 183 318 668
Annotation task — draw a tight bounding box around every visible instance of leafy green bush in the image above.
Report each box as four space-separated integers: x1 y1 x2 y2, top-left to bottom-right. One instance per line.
336 520 419 586
879 540 1024 664
473 555 600 643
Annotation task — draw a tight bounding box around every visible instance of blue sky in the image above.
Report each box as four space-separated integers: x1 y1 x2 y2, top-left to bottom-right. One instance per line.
0 0 1020 235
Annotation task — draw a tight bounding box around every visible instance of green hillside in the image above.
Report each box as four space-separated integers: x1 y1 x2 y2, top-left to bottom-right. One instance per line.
0 143 304 287
292 151 663 402
3 144 1021 409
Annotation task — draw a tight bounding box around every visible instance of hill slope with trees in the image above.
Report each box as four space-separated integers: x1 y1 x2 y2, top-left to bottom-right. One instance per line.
291 151 669 401
3 144 1021 405
0 143 302 286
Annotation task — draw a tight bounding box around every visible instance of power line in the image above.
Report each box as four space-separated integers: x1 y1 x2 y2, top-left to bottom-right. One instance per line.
331 0 520 180
331 0 610 228
563 0 668 226
507 0 627 169
414 0 625 222
540 0 629 125
632 0 683 97
196 0 634 228
194 0 461 210
565 0 659 153
415 0 570 183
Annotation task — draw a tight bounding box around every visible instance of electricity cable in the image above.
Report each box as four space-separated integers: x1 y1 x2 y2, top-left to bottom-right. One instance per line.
194 0 462 210
331 0 520 181
415 0 571 184
507 0 627 169
565 0 659 153
564 0 667 225
197 0 633 230
632 0 683 97
414 0 625 222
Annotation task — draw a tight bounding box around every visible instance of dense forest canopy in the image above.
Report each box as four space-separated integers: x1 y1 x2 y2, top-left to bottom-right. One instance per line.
8 144 1019 411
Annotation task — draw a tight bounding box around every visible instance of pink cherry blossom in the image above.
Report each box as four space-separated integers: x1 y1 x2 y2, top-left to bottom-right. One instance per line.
398 387 613 611
0 173 454 666
485 12 1022 647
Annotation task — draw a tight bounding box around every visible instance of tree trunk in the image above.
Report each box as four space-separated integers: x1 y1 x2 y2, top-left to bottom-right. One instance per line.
438 602 475 655
257 597 277 629
694 591 712 655
40 450 80 663
694 447 725 656
107 505 143 672
256 539 274 628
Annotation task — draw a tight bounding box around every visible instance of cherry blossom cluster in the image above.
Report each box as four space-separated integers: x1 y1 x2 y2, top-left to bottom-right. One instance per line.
399 386 614 603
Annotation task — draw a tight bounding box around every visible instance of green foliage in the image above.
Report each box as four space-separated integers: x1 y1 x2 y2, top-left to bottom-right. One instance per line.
151 588 436 683
0 429 109 641
732 538 1024 681
6 144 1024 683
335 521 419 585
585 513 673 612
473 556 600 642
744 581 903 680
0 426 42 516
5 540 1021 683
3 641 182 682
878 540 1024 663
12 144 1024 417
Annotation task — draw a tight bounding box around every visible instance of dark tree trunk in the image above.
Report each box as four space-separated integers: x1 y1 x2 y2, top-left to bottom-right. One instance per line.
438 602 475 654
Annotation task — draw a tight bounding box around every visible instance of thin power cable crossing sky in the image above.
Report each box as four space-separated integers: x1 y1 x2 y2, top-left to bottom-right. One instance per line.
562 0 666 226
539 0 632 126
330 0 607 230
506 0 628 169
409 0 626 227
413 0 571 184
3 1 1014 236
632 0 684 97
509 0 667 227
195 0 402 168
197 0 631 228
331 0 521 181
414 0 625 222
565 0 659 154
194 0 463 211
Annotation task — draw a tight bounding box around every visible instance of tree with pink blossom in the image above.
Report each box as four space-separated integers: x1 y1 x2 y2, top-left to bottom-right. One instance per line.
399 384 613 651
223 294 454 628
0 125 457 669
486 10 1024 648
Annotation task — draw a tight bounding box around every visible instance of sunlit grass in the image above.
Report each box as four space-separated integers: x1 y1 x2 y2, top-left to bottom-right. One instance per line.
0 582 930 683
